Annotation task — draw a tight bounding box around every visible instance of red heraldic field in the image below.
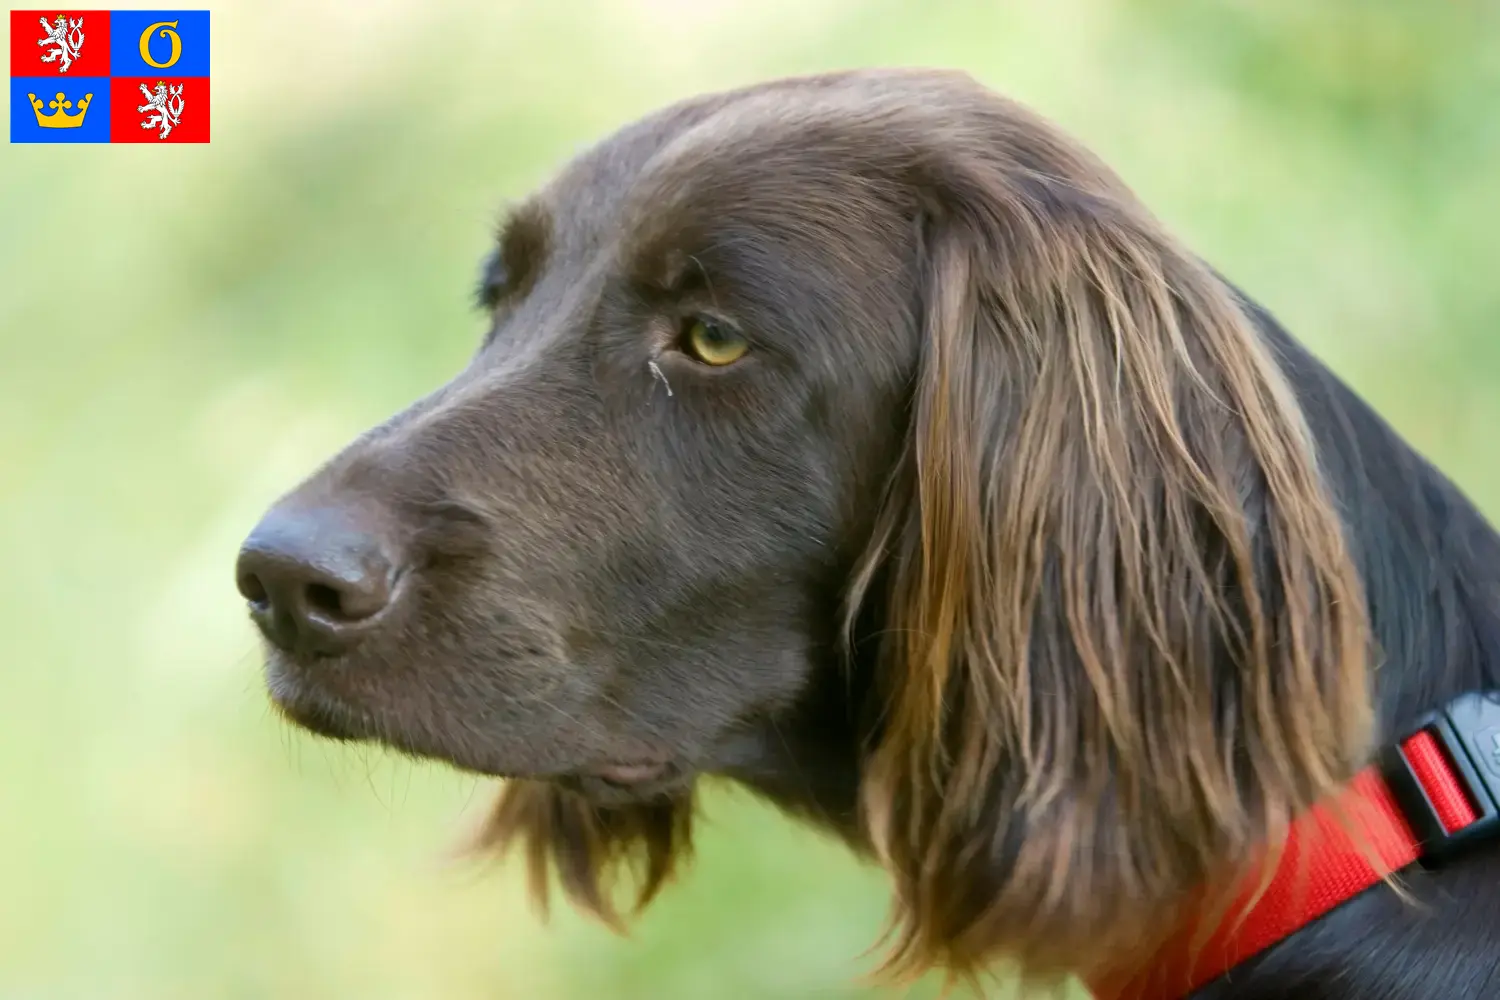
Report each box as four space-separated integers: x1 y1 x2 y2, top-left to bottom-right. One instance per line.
9 10 111 76
110 75 209 142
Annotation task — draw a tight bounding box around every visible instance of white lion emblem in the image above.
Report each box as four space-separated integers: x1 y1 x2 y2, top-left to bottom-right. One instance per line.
37 14 85 73
138 82 186 140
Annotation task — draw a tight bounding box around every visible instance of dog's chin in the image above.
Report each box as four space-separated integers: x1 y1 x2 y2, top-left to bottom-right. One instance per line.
265 659 380 742
552 764 695 807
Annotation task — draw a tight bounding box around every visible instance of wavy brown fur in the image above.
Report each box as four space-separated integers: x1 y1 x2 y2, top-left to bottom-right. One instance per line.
847 161 1372 984
475 781 696 931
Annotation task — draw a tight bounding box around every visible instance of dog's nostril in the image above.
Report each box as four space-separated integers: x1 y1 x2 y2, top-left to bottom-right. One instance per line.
306 582 346 618
238 571 269 607
303 579 391 622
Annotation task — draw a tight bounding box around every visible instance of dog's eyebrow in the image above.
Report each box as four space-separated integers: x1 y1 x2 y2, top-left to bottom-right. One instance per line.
477 201 551 310
627 243 705 298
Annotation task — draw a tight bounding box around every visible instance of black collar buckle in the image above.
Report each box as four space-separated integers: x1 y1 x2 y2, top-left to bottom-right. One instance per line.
1380 692 1500 866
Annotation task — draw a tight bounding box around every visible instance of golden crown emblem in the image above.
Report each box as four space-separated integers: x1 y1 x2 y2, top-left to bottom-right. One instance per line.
28 91 92 129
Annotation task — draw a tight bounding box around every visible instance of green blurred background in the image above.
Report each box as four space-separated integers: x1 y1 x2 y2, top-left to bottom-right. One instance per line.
2 1 1497 997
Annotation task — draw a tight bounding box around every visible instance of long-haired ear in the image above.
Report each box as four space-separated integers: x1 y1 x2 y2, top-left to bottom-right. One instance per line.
471 781 695 931
847 154 1373 985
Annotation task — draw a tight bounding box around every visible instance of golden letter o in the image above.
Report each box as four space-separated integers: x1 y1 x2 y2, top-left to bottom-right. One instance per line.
139 20 182 69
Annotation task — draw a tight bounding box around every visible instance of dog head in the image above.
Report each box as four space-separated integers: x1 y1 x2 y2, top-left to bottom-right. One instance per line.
239 69 1373 981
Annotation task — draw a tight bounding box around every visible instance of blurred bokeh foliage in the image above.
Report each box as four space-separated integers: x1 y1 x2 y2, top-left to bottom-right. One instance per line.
1 1 1495 997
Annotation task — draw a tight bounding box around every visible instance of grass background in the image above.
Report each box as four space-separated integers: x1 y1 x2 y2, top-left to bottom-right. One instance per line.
2 1 1497 997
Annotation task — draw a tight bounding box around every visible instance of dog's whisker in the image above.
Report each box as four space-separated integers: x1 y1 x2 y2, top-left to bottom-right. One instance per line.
648 359 673 397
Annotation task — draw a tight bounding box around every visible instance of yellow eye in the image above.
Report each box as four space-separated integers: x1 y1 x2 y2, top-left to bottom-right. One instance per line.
682 316 749 366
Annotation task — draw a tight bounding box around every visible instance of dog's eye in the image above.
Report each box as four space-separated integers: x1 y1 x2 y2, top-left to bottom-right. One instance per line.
681 317 749 366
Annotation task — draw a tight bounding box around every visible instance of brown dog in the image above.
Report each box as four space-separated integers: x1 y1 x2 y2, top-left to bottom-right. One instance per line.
237 69 1500 998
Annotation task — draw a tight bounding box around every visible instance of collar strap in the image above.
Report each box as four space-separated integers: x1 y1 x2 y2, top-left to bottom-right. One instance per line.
1089 692 1500 1000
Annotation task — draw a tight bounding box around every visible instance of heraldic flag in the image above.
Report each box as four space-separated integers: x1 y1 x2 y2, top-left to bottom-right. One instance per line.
10 9 210 142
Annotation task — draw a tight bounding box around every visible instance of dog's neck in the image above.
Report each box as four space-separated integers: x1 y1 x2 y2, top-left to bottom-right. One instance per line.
1250 306 1500 734
718 643 874 846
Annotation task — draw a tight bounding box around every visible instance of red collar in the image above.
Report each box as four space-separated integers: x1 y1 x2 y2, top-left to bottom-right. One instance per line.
1088 693 1500 1000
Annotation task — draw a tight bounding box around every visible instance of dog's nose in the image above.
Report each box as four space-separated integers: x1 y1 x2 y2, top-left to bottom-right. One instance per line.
235 505 399 656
